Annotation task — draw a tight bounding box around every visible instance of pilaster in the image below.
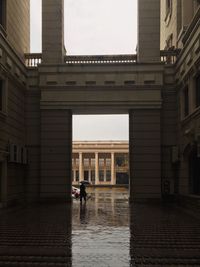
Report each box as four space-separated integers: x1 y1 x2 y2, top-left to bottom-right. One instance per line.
42 0 65 63
40 109 72 201
129 109 161 201
138 0 160 62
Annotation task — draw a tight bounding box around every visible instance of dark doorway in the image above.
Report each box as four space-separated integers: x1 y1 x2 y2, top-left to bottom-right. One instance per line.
0 162 2 201
189 144 200 195
116 172 129 185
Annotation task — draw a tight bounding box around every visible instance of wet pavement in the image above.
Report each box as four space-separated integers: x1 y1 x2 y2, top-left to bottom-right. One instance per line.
0 188 200 266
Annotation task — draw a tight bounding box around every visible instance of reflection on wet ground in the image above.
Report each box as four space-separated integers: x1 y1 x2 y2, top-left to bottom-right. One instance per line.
72 187 130 267
0 188 200 266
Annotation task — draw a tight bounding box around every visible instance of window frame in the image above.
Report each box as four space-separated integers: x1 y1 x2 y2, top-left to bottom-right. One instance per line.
183 86 189 117
196 74 200 108
0 78 7 115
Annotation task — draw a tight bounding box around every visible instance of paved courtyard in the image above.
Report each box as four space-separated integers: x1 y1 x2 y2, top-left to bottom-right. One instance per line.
0 188 200 266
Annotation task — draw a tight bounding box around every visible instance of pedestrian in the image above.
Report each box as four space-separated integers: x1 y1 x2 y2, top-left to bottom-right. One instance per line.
80 182 87 204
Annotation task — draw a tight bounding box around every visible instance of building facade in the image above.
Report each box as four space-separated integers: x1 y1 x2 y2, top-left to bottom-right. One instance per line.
72 141 129 186
0 0 200 207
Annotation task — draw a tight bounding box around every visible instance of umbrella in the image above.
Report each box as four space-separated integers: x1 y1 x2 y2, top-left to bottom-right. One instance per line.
80 180 90 185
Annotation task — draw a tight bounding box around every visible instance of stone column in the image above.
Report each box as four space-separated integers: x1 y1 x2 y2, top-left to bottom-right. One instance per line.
42 0 65 63
79 152 83 182
129 109 161 201
137 0 160 62
111 152 115 185
40 109 72 201
95 152 99 185
103 158 106 182
89 158 91 183
181 0 194 28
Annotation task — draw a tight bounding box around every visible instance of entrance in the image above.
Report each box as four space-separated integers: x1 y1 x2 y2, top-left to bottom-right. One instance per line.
116 173 129 185
189 144 200 195
72 114 129 188
0 162 2 202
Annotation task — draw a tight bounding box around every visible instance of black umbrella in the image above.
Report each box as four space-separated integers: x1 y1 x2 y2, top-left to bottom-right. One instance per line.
80 180 90 185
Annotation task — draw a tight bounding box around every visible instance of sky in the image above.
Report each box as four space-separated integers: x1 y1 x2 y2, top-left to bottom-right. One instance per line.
30 0 137 140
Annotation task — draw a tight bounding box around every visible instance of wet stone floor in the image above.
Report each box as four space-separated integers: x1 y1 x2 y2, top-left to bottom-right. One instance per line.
0 188 200 266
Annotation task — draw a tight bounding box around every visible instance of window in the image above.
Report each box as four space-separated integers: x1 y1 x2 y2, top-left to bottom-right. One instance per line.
91 170 95 182
99 170 104 182
75 170 79 182
196 75 200 107
0 79 6 113
124 80 135 86
84 171 89 181
99 158 104 167
106 158 111 167
0 80 2 111
75 158 79 167
116 154 128 168
104 81 115 85
184 86 189 117
85 81 96 85
91 158 95 167
83 158 89 167
0 0 6 29
106 170 111 182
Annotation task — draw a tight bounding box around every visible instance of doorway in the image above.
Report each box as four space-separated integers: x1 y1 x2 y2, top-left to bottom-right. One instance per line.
189 144 200 195
72 114 129 188
0 162 2 203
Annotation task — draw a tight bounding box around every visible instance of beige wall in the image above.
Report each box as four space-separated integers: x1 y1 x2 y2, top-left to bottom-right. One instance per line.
6 0 30 58
160 0 182 49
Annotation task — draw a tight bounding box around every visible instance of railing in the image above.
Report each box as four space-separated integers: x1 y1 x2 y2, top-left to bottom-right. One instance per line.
160 49 180 64
64 54 137 64
25 53 42 67
24 50 180 68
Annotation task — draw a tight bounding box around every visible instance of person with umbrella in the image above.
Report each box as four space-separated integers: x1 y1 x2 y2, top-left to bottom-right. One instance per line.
79 181 88 204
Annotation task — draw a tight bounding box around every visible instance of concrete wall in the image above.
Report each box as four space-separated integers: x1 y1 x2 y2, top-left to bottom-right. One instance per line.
138 0 160 62
42 0 65 63
6 0 30 58
160 0 182 49
0 74 27 206
161 66 178 195
129 109 161 200
26 71 41 201
40 109 72 201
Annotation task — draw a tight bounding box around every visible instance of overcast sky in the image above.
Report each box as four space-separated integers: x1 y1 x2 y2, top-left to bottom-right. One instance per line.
30 0 137 140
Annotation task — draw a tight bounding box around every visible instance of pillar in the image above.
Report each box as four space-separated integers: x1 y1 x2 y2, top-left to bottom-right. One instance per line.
40 109 72 201
181 0 194 28
111 152 115 185
42 0 65 63
137 0 160 62
79 152 83 181
89 158 91 183
129 109 161 201
95 152 99 185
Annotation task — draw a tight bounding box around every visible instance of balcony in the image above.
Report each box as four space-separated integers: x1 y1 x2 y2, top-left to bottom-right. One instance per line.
25 50 180 68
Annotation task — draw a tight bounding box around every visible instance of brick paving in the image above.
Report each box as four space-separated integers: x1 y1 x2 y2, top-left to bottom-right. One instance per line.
0 188 200 266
